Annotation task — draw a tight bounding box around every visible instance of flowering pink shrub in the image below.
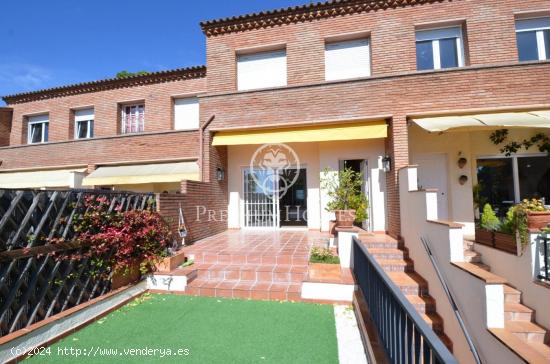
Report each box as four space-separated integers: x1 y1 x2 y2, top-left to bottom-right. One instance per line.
52 195 172 276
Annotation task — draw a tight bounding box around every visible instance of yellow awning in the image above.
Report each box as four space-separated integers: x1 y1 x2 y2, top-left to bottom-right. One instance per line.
412 110 550 132
212 121 387 146
0 168 86 189
82 162 200 186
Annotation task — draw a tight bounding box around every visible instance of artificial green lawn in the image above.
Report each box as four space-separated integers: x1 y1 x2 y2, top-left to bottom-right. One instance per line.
27 294 338 363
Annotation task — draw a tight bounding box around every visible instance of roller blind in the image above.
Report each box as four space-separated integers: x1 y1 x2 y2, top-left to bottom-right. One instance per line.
325 38 371 81
174 97 199 130
28 114 49 123
237 49 287 91
74 108 94 122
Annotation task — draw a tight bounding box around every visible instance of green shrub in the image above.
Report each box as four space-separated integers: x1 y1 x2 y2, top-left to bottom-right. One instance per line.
480 204 500 231
320 167 368 223
310 247 340 264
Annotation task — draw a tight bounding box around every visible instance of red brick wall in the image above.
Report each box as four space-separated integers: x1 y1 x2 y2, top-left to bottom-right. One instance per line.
205 0 549 93
0 108 12 147
8 77 206 146
0 130 199 171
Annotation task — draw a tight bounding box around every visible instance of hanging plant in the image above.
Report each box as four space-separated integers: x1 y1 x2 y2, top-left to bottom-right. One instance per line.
489 129 550 156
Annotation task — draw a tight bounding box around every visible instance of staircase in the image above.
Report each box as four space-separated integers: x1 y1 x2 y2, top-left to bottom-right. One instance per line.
359 232 453 351
465 241 550 362
176 251 308 301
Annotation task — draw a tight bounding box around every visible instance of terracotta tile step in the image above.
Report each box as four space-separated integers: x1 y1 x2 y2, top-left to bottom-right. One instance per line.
387 272 429 296
505 320 548 343
358 233 399 246
183 278 302 301
504 285 522 303
377 259 414 272
178 263 308 283
471 262 491 271
490 328 550 363
421 313 444 335
361 240 402 249
368 248 409 260
406 294 436 314
505 303 534 322
464 249 482 263
186 252 309 265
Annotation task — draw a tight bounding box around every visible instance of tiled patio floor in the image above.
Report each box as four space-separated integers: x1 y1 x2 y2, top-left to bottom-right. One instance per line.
176 230 332 300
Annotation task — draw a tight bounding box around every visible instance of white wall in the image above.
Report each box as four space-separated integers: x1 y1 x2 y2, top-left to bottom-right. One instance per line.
409 126 550 237
227 139 386 231
399 166 525 364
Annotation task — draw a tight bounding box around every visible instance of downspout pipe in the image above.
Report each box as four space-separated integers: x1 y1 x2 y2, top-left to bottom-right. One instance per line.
199 115 216 182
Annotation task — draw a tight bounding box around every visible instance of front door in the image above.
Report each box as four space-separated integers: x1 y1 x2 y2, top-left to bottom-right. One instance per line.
243 169 280 228
413 154 449 220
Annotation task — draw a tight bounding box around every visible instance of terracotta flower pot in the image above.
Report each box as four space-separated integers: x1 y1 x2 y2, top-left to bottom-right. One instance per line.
111 262 141 290
527 211 550 230
475 228 494 247
334 210 356 228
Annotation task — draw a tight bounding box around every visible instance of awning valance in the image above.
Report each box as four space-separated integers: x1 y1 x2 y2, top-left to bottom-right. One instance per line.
211 121 387 146
412 110 550 132
0 168 86 189
82 162 199 186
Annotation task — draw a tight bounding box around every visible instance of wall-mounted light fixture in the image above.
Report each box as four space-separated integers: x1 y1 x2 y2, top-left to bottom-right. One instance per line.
382 156 392 172
216 167 225 181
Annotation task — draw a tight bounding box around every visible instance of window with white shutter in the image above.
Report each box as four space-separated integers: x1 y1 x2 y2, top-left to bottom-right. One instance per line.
325 38 371 81
27 114 49 144
174 97 199 130
416 27 465 71
121 104 145 134
237 49 287 91
74 108 94 139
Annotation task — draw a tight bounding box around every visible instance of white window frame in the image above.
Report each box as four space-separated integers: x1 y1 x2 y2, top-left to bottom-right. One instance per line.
416 26 465 70
237 49 287 91
74 108 94 139
477 153 549 204
121 103 145 134
27 115 49 144
173 97 199 130
515 17 550 61
324 38 371 81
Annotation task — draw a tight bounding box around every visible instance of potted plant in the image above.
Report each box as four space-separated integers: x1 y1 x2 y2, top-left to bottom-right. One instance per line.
475 203 499 246
521 199 550 230
321 167 368 228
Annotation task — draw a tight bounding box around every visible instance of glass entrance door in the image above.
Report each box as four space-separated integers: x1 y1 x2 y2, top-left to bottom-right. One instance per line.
243 169 280 228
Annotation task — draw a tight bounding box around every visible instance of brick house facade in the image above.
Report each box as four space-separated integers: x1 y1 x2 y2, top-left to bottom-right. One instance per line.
1 0 550 239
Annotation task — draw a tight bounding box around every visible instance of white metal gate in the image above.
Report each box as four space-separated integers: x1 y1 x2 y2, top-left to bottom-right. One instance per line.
243 169 280 228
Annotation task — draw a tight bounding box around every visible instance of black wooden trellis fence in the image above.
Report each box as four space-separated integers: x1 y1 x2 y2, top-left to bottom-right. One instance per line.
0 189 156 337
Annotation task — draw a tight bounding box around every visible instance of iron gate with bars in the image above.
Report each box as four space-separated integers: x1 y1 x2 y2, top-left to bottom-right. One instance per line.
0 189 155 337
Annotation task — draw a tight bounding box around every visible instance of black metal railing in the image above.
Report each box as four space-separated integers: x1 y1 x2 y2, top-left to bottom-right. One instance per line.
0 189 155 337
538 233 550 282
352 236 457 364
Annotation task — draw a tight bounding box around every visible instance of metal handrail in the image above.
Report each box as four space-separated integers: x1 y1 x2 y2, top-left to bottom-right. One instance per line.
352 236 457 364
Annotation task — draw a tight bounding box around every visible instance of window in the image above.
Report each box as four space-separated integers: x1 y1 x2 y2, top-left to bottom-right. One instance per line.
174 97 199 130
416 27 465 71
27 114 49 144
325 38 370 81
237 49 287 91
477 155 550 215
515 17 550 61
121 104 145 134
74 108 94 139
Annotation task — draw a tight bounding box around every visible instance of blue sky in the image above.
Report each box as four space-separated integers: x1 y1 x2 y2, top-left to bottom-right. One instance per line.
0 0 303 103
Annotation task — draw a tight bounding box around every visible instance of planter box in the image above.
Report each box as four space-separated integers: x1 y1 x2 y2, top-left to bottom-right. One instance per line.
475 228 494 247
112 264 141 290
334 210 356 228
527 211 550 230
494 232 517 255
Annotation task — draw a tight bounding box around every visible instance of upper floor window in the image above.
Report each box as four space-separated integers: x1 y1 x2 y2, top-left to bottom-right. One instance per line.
325 38 371 81
416 27 465 71
74 108 94 139
121 103 144 134
516 17 550 62
27 114 49 144
237 49 287 91
174 97 199 130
